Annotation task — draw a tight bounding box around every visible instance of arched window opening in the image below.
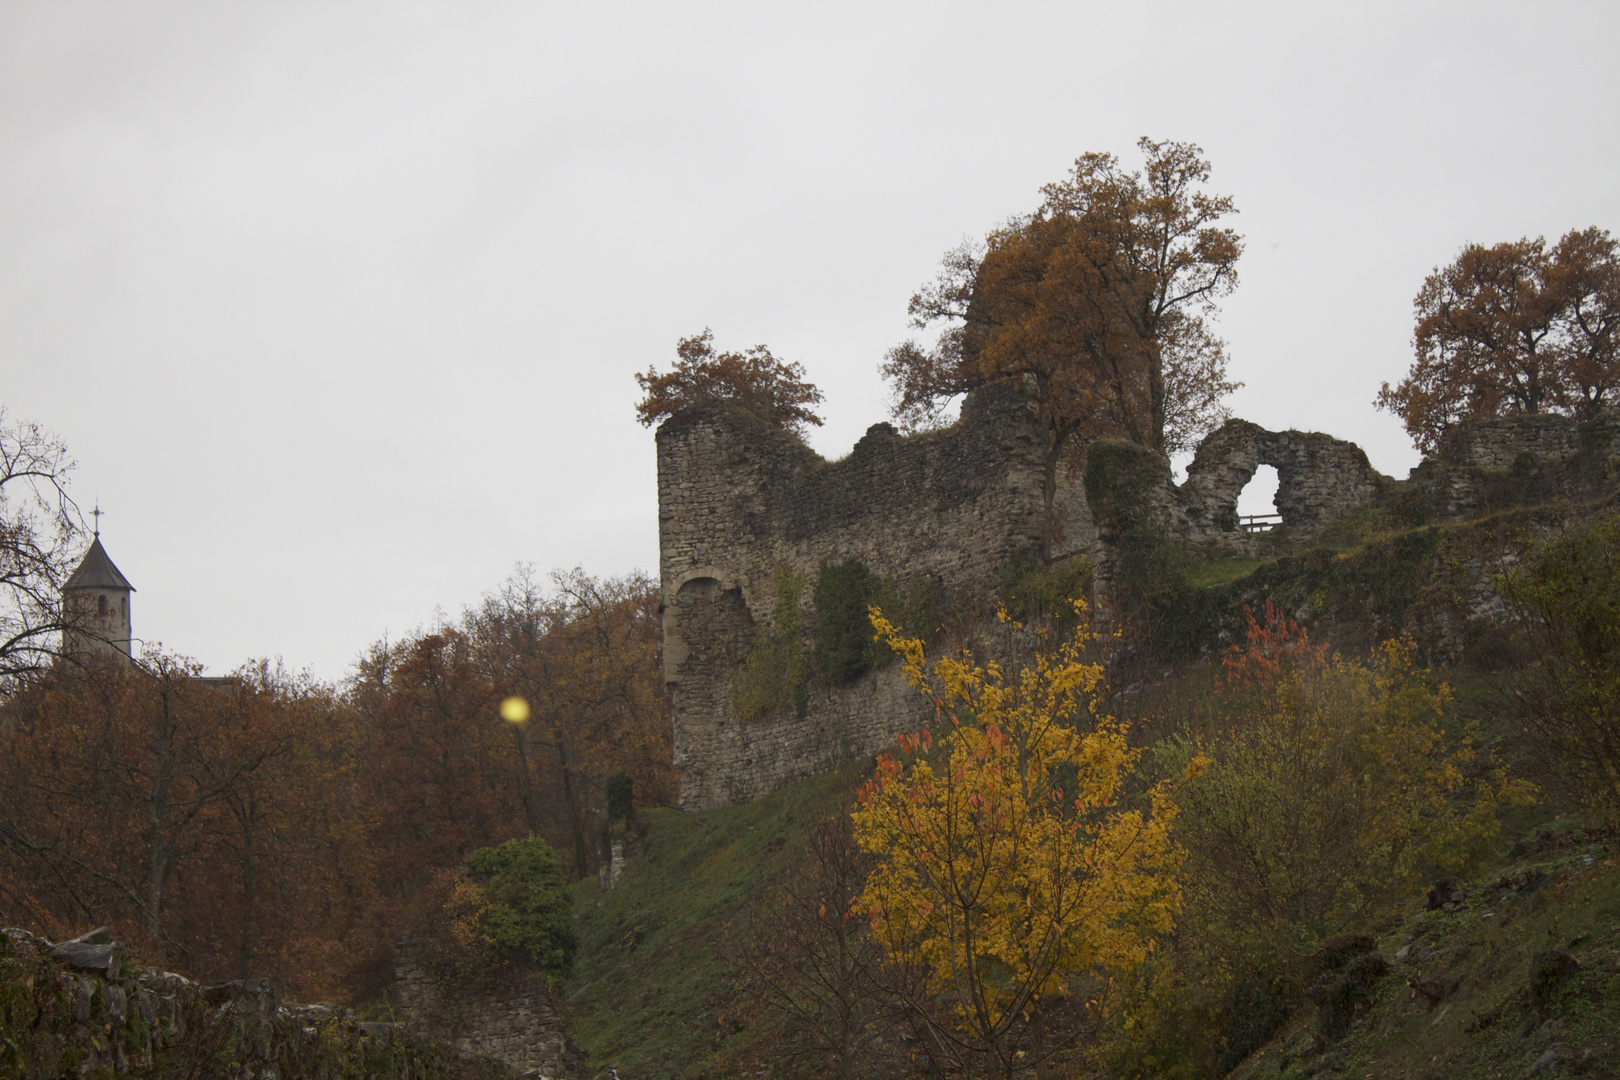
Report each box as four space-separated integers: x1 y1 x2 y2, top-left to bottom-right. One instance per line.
97 594 108 616
1236 464 1281 534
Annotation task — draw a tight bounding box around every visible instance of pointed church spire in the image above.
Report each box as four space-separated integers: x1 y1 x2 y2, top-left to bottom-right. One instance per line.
62 513 135 663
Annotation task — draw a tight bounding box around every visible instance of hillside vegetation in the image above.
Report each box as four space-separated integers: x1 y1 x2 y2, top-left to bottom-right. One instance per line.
564 768 861 1078
555 478 1618 1079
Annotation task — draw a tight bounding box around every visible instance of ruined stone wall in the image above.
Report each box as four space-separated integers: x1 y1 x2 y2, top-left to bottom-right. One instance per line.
1438 413 1585 470
1 927 458 1079
1172 419 1393 547
659 387 1620 809
658 387 1095 810
1414 410 1620 520
395 941 574 1078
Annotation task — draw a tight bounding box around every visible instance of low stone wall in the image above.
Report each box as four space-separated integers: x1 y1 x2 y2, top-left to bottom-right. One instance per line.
394 942 575 1079
1437 413 1587 470
0 927 456 1079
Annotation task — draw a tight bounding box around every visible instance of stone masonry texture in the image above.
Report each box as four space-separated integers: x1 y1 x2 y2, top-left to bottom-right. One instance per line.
658 391 1619 810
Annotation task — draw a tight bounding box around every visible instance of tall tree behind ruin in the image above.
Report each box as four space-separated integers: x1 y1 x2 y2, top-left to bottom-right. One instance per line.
350 566 669 895
1377 226 1620 453
464 566 673 877
882 137 1242 523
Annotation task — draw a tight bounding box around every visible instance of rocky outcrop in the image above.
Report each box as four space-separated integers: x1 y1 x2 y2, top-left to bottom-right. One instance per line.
0 926 459 1079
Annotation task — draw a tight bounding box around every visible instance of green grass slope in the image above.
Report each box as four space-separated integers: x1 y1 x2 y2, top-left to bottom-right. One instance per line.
1230 830 1620 1080
563 765 862 1080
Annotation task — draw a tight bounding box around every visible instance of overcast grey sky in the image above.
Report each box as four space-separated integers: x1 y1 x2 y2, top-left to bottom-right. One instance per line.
4 2 1617 681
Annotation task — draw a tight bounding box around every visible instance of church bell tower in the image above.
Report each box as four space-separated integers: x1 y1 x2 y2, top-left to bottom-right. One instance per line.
62 508 135 663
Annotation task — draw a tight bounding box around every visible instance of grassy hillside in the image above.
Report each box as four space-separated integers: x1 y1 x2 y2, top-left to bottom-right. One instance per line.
561 777 1612 1080
558 489 1616 1079
563 764 865 1080
1230 828 1619 1080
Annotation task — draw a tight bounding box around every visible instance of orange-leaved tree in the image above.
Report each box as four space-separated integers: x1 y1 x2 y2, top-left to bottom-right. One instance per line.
882 136 1242 495
634 328 824 438
852 604 1190 1078
1376 226 1620 453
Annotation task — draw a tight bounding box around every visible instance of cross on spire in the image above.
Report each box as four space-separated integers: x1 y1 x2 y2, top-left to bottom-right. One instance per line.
92 503 102 538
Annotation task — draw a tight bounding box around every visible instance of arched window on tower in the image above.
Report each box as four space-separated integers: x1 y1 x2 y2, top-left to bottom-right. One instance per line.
98 594 108 616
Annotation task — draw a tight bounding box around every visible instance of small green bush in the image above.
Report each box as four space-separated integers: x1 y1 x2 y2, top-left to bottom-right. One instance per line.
999 550 1092 624
465 835 578 982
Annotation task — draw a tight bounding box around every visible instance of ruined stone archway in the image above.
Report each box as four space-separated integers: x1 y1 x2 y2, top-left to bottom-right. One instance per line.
1176 419 1389 544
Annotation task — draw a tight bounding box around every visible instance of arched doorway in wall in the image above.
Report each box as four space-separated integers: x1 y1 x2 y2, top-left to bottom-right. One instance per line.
1236 463 1282 536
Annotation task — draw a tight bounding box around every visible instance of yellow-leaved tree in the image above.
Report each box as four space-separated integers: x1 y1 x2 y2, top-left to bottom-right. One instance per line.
852 605 1191 1078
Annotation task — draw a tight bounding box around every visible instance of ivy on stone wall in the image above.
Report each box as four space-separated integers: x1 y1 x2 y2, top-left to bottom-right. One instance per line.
606 770 635 825
1112 524 1194 647
811 559 942 687
999 550 1093 625
1084 438 1169 534
731 566 810 721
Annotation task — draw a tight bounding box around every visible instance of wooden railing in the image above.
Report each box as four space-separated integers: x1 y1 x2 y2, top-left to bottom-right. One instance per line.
1240 513 1283 534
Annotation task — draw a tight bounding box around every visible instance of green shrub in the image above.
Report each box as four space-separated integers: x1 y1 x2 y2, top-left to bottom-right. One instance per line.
999 550 1093 624
1497 512 1620 816
811 559 942 686
465 835 578 982
732 566 809 720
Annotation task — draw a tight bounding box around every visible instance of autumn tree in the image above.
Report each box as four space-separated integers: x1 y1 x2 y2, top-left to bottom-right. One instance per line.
853 605 1185 1078
883 138 1242 521
466 566 672 877
1377 226 1620 453
0 409 85 688
739 816 910 1080
0 651 377 997
353 626 520 910
635 328 825 438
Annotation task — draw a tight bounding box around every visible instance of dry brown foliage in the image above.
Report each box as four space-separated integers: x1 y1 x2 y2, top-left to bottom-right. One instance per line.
635 328 824 438
1377 227 1620 453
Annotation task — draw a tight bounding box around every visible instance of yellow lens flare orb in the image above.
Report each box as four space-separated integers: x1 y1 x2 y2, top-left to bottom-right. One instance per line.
499 696 530 723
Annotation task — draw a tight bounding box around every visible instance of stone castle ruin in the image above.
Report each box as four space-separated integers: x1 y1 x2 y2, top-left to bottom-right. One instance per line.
657 387 1620 810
